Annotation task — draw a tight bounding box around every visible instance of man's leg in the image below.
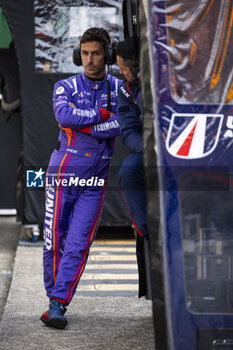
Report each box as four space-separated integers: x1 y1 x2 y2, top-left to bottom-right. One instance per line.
118 153 148 297
118 153 147 236
43 149 76 299
41 184 75 330
50 183 107 305
43 186 74 299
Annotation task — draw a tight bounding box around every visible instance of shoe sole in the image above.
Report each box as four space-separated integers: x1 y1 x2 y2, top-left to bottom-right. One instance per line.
40 316 67 330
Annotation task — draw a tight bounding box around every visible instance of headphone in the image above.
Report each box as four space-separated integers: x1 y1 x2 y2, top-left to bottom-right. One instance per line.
73 28 116 67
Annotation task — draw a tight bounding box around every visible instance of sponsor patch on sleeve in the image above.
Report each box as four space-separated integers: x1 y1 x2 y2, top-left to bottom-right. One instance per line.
56 86 65 95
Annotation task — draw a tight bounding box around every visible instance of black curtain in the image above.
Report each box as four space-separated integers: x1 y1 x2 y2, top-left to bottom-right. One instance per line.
0 0 130 226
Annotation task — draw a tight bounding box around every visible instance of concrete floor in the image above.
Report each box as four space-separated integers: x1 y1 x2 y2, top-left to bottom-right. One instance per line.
0 217 155 350
0 216 20 322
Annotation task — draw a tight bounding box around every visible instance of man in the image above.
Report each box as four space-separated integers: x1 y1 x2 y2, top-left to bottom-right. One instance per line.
116 37 148 297
41 27 120 329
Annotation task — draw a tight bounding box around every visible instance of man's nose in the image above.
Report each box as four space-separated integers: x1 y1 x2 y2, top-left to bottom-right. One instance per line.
87 54 94 64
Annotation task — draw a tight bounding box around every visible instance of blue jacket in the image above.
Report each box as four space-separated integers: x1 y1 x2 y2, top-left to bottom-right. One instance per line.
118 81 143 153
53 72 121 156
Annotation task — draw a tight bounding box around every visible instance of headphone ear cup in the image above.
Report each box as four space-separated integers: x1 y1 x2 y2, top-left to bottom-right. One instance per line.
73 47 82 66
105 45 116 65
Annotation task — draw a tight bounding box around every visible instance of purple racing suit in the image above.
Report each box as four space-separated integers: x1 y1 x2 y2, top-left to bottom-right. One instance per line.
43 72 120 305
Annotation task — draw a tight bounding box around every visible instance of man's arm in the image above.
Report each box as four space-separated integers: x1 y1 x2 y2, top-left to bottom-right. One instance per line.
67 102 119 139
79 114 120 139
118 85 143 153
53 81 110 129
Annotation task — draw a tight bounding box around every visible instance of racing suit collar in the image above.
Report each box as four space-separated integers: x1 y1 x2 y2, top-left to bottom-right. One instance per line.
83 72 108 90
126 79 140 86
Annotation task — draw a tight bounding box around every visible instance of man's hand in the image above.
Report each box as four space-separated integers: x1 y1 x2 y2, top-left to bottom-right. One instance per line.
78 126 91 134
99 108 111 121
68 102 75 108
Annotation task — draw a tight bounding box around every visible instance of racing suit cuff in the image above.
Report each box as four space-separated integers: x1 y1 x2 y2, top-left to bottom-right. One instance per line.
51 297 67 306
78 126 91 134
99 108 111 121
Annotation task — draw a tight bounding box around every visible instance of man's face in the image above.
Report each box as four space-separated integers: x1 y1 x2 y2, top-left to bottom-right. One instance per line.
81 41 106 79
117 56 135 82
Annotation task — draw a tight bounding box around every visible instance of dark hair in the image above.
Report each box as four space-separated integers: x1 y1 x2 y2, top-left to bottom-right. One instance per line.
116 36 139 67
80 27 110 50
